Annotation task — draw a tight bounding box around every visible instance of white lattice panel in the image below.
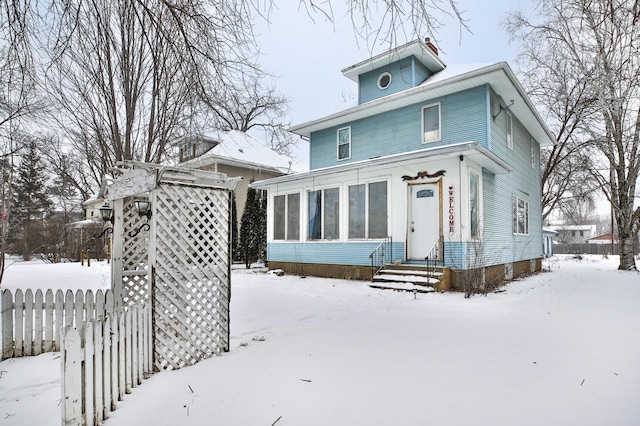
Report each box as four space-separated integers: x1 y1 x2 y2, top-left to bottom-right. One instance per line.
152 183 230 370
122 199 149 306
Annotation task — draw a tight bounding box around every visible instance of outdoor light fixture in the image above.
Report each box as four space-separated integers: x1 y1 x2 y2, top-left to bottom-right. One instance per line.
134 200 152 220
128 200 152 238
91 203 114 240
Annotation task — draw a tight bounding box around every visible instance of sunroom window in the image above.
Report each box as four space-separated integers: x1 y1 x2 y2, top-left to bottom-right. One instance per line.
348 181 388 239
273 193 300 240
308 188 340 240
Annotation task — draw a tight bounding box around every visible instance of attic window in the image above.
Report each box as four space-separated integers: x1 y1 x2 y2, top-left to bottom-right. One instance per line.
377 72 392 90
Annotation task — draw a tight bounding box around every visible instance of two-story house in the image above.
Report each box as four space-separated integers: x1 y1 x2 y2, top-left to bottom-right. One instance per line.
252 39 555 290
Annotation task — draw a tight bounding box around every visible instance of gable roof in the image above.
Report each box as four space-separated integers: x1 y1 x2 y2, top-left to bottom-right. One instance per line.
180 130 307 175
290 62 556 147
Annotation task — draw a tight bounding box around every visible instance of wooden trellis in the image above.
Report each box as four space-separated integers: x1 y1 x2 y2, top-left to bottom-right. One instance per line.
108 162 240 371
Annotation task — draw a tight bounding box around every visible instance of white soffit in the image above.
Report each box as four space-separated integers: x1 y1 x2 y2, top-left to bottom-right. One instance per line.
341 39 446 82
291 63 555 148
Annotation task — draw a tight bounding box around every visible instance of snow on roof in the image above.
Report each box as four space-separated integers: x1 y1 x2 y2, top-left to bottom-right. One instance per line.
182 130 307 174
547 224 596 231
419 63 493 86
588 233 618 242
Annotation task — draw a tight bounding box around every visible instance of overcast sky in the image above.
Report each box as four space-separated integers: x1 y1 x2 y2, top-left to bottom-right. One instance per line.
255 0 535 126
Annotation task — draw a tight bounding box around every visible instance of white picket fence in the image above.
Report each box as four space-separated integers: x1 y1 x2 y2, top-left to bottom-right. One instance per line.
61 302 153 425
1 289 115 359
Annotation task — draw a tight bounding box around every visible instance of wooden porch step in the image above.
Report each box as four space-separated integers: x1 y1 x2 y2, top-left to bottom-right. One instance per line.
376 269 444 278
369 282 436 293
372 273 440 285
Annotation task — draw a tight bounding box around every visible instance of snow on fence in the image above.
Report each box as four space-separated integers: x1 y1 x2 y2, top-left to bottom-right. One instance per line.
1 288 114 360
61 302 153 425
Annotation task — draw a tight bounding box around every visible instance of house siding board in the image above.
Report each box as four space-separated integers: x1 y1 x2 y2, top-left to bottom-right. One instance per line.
358 57 418 104
310 86 488 170
481 101 544 267
267 241 405 266
413 60 431 85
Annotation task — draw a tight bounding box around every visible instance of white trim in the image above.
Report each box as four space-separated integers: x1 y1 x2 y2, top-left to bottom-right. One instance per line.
530 137 536 169
506 112 513 150
290 62 556 147
468 168 483 239
252 142 512 189
337 126 352 161
421 102 441 144
512 195 529 235
377 72 392 90
271 192 301 241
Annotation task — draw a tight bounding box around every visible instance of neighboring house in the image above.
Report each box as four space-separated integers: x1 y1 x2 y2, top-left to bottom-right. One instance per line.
542 227 558 258
252 39 555 289
587 233 618 245
176 130 305 216
547 224 597 244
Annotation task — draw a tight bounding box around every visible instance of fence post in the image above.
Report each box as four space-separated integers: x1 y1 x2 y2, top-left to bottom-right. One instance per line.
1 290 14 360
61 325 83 426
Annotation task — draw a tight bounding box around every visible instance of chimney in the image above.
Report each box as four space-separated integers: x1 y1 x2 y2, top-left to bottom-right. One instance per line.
425 37 438 56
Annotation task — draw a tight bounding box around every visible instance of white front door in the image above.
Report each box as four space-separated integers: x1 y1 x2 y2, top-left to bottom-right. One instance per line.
409 183 441 260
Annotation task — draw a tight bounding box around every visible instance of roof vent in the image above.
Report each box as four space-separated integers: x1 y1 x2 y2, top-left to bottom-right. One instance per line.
425 37 438 56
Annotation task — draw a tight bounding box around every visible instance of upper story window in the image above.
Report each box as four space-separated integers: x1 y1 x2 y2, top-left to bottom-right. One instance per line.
506 112 513 150
377 72 392 90
422 103 441 143
530 137 536 168
512 196 529 235
337 127 351 161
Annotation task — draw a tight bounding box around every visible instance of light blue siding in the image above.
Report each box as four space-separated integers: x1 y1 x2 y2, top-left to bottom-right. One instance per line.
310 85 488 169
358 57 432 104
479 89 543 266
268 241 405 266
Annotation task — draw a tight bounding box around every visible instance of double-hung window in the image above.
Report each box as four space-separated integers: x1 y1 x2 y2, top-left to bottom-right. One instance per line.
337 127 351 160
512 196 529 235
469 173 480 238
530 138 536 168
273 193 300 240
308 188 340 240
348 181 388 239
506 113 513 150
422 103 441 143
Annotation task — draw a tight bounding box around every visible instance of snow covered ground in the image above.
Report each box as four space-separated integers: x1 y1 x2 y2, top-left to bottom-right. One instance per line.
1 255 639 425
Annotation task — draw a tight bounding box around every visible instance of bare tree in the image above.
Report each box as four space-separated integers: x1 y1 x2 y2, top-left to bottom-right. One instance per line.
0 0 468 200
506 9 600 222
40 0 258 187
297 0 467 50
201 69 298 154
507 0 640 270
